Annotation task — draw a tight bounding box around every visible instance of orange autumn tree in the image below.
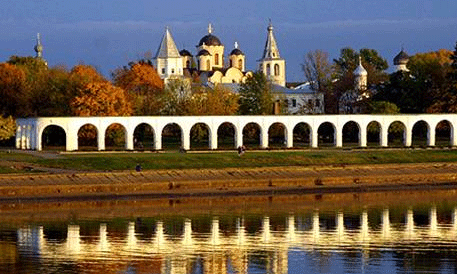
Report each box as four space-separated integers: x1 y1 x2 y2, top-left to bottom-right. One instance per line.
70 65 132 147
0 63 28 117
112 61 164 115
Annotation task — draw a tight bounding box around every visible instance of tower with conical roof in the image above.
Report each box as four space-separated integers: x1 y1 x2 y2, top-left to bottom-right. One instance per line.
258 21 286 87
153 27 183 81
354 56 367 90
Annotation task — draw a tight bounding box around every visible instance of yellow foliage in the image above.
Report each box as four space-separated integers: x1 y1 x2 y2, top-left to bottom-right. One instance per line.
0 116 16 141
70 82 132 116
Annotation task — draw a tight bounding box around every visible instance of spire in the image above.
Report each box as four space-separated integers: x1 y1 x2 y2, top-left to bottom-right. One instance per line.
354 56 367 76
261 20 281 59
34 33 43 58
154 27 181 59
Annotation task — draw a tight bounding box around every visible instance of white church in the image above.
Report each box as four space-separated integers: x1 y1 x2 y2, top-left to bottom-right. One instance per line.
152 22 325 114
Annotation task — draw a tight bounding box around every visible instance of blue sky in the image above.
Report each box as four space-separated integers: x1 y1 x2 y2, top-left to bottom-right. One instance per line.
1 0 457 82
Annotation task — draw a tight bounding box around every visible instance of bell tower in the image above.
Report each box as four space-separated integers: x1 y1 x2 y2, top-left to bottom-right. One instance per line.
258 21 286 87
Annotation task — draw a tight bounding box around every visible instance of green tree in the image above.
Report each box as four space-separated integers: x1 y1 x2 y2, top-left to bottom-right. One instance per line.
332 47 389 113
238 72 275 115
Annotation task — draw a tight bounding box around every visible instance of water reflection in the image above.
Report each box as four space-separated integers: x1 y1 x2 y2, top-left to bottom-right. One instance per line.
2 204 457 273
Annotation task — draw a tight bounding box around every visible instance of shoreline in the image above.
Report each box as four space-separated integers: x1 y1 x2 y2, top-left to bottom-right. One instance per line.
2 162 457 201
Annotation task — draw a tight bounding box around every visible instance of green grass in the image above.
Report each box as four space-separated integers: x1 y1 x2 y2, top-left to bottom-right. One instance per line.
2 148 457 173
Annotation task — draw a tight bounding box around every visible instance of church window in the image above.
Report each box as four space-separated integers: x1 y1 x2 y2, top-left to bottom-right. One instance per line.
161 68 165 74
206 60 210 71
215 53 219 65
274 64 280 76
238 59 243 69
230 60 232 67
266 64 271 75
171 68 175 74
186 60 190 68
292 99 297 108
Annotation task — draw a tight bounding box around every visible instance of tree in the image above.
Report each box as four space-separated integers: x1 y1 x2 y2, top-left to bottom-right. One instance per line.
301 50 334 113
0 116 16 141
0 63 28 117
187 85 239 115
112 61 164 115
238 72 275 115
70 82 132 116
302 50 333 92
376 49 452 113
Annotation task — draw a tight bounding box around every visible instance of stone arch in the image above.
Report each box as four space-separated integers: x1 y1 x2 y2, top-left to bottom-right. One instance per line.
436 120 453 146
105 123 127 150
342 121 361 147
243 122 261 148
217 122 236 149
190 123 211 149
412 120 430 147
134 123 155 151
367 121 382 147
388 121 406 147
268 122 286 148
41 125 66 150
318 122 336 147
162 123 183 150
293 122 311 147
77 124 98 151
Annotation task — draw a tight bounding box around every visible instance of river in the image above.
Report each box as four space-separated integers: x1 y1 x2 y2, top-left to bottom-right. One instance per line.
1 188 457 273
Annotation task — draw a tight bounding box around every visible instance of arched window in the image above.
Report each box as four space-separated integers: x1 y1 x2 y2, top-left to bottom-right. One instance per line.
266 64 271 75
229 59 232 67
274 64 280 76
238 59 243 69
206 60 211 71
186 60 190 68
215 53 219 65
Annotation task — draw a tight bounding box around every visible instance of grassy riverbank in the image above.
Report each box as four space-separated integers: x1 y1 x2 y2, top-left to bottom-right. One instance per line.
2 148 457 174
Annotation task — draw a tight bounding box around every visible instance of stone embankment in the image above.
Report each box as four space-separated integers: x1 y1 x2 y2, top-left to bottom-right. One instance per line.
1 163 457 201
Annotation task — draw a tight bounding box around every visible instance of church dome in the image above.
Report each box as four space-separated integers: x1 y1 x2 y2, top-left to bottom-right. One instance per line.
230 48 244 56
198 34 222 47
354 57 367 76
393 50 409 65
180 49 193 57
197 49 211 56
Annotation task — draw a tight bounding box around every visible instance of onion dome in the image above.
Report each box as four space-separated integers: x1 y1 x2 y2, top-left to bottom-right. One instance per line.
198 23 222 46
354 56 367 76
198 34 222 46
230 48 244 55
180 49 193 57
230 41 244 55
34 33 43 58
197 49 211 56
393 49 409 65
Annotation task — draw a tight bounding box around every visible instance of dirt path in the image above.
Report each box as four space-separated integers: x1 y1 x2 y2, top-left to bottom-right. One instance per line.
1 162 457 201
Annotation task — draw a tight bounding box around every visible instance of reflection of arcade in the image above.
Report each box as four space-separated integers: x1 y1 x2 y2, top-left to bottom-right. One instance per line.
13 207 457 273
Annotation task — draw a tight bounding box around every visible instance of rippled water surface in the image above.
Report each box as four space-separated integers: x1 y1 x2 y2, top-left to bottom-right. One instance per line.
1 190 457 273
